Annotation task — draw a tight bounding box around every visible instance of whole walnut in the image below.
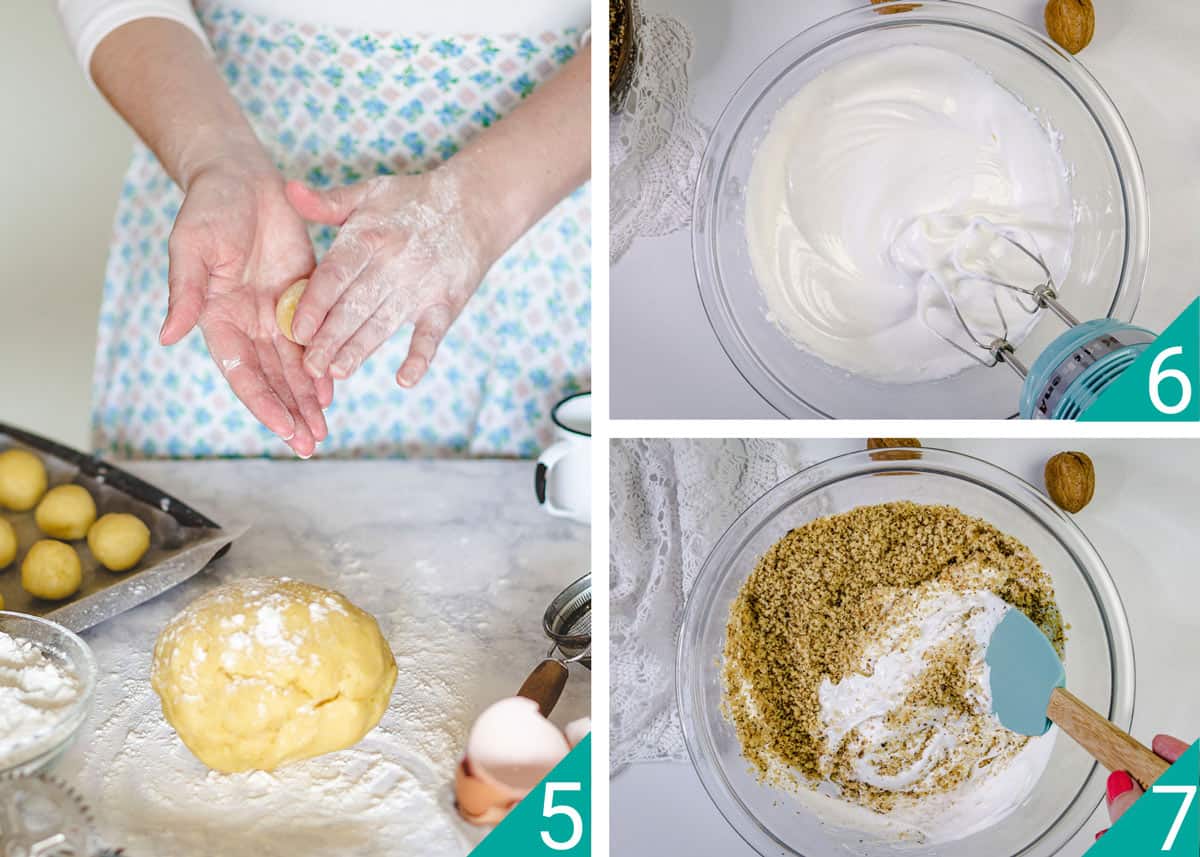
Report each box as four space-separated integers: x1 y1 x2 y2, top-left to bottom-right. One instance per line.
1045 0 1095 54
1045 451 1095 513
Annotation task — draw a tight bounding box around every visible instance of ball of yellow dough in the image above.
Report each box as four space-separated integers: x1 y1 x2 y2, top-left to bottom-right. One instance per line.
22 539 83 600
0 449 48 512
35 484 98 540
87 513 151 572
0 518 16 569
152 577 397 772
275 279 308 344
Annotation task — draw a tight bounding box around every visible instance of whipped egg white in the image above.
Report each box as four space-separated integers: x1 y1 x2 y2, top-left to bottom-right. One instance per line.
745 45 1076 382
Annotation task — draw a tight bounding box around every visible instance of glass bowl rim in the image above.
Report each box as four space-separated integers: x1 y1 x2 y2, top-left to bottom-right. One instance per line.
690 0 1150 419
0 610 98 775
676 446 1136 857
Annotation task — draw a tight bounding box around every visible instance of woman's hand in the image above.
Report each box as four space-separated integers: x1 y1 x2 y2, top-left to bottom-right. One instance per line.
90 18 335 457
1097 733 1190 839
283 167 498 387
285 42 592 387
161 153 332 457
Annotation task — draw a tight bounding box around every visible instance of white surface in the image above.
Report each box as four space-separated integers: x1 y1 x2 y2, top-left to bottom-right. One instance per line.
611 438 1200 857
610 0 1200 418
0 2 132 449
48 460 589 856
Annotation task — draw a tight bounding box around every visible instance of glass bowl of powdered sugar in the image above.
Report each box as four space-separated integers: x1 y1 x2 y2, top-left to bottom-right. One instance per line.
0 612 97 776
678 447 1134 857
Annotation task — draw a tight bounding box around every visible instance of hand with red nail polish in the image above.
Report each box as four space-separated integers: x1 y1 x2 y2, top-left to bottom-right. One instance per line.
1100 733 1190 836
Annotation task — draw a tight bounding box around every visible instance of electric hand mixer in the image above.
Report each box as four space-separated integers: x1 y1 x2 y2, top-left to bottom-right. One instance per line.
909 216 1157 419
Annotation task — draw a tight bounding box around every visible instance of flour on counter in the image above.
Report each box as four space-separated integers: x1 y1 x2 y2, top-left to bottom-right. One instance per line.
0 630 83 765
80 626 475 856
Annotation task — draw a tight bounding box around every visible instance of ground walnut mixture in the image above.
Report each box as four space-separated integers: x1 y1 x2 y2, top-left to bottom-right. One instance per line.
723 502 1065 811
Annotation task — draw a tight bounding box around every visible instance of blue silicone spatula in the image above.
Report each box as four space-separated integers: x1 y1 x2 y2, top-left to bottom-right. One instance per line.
986 609 1170 790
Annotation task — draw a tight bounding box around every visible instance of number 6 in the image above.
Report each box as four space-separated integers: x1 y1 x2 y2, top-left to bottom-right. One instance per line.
1149 346 1193 415
541 782 583 851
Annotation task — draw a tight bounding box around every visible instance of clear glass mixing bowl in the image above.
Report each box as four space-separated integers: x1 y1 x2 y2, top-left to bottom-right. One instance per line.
677 448 1135 856
0 612 97 776
692 1 1148 418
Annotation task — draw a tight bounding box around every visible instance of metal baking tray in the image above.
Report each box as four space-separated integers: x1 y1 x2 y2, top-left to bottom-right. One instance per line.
0 422 236 632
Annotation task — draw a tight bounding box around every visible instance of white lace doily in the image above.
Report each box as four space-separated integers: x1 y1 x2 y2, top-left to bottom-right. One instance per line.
610 13 708 263
609 439 815 773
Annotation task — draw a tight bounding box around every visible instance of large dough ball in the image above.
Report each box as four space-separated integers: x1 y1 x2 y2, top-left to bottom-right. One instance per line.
88 513 151 571
22 539 83 600
36 484 98 540
152 577 397 772
0 449 48 511
0 518 16 568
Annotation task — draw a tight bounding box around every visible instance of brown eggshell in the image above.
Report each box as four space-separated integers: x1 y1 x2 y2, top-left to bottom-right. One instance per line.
454 757 520 826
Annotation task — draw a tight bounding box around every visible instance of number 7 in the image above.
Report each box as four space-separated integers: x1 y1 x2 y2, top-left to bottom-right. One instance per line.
1152 784 1197 851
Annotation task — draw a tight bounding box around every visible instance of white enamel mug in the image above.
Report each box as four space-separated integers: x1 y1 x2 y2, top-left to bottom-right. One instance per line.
535 392 591 524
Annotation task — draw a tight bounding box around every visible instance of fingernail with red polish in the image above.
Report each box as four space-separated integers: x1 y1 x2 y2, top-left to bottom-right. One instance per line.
1095 829 1107 840
1107 771 1134 802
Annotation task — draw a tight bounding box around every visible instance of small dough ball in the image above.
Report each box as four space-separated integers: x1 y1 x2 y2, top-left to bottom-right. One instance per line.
152 578 397 772
35 484 98 540
0 518 16 568
22 539 83 600
275 279 308 344
0 449 48 511
88 513 151 572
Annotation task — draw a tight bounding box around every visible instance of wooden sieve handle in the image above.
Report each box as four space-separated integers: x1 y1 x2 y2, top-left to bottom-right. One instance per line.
517 658 569 718
1048 687 1171 790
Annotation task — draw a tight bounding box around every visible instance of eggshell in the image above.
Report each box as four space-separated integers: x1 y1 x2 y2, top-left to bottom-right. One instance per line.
466 697 571 792
454 758 518 826
453 696 574 826
565 717 591 748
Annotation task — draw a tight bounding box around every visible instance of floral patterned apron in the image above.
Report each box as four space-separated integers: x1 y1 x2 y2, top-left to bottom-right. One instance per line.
93 1 590 458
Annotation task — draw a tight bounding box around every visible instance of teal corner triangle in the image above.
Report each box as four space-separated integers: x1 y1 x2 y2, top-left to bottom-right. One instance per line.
1081 298 1200 422
470 734 591 856
1087 742 1199 855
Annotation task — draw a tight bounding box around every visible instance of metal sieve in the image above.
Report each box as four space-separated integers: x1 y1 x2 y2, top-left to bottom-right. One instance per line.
517 572 591 717
543 572 591 668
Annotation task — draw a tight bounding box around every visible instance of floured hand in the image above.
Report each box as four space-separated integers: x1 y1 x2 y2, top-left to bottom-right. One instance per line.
161 157 332 457
284 166 499 387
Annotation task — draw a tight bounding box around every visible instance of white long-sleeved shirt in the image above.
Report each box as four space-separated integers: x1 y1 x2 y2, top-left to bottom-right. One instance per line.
57 0 591 80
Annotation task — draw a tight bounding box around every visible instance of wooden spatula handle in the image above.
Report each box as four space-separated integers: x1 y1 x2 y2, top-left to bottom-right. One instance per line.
517 658 569 717
1048 687 1170 790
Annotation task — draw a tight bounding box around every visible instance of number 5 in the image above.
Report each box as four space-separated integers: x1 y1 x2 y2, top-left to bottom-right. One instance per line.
1152 784 1196 851
541 782 583 851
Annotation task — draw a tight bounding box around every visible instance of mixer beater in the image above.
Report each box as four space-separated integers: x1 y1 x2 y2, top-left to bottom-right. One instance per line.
916 217 1157 419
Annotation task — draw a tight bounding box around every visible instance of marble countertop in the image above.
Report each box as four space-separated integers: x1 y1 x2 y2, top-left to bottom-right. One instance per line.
613 438 1200 856
611 0 1200 418
50 460 590 857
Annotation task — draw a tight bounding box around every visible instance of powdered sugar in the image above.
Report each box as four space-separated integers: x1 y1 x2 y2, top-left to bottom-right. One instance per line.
0 630 84 765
